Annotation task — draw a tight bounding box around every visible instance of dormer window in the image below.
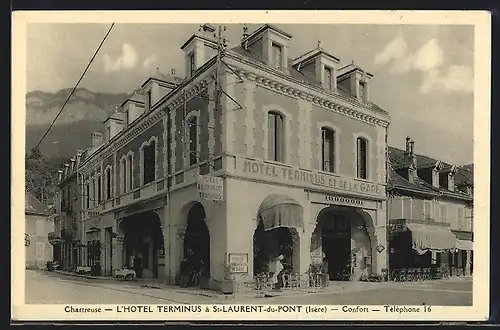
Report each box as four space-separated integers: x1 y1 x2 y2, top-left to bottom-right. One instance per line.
272 43 282 70
125 110 129 125
106 127 111 143
147 89 152 111
359 82 365 102
324 66 333 91
432 168 440 188
188 52 196 77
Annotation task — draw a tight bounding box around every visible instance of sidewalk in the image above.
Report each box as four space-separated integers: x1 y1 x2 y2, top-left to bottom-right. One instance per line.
51 269 472 301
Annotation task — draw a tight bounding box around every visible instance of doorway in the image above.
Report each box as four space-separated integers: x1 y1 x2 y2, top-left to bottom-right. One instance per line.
184 202 210 279
322 214 351 281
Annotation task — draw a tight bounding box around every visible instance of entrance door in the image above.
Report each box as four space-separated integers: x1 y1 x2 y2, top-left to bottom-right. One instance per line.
322 215 351 281
185 203 210 278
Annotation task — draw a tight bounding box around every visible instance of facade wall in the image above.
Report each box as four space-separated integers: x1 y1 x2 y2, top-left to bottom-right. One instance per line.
388 194 472 232
26 214 54 268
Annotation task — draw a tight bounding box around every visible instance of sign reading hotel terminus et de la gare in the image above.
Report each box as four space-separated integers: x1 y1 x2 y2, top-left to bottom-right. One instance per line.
197 175 224 201
237 158 385 198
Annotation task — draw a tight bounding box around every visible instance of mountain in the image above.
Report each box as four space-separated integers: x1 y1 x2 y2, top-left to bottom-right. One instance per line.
26 88 129 159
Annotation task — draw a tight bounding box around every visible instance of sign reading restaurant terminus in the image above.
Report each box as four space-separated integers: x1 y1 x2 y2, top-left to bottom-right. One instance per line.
238 158 384 198
197 175 224 201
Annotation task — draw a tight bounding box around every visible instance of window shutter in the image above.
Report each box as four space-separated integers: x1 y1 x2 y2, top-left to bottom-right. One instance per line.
321 128 326 171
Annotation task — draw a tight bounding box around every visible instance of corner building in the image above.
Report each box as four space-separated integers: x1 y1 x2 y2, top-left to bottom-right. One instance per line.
77 24 391 290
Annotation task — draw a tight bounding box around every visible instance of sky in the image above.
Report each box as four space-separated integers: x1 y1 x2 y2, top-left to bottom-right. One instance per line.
26 23 474 165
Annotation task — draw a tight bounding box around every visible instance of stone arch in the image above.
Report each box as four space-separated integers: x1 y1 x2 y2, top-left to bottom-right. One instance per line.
311 205 376 281
119 210 165 279
182 201 211 279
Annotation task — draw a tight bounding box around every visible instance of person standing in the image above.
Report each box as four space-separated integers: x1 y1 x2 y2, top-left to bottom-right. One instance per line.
269 255 284 290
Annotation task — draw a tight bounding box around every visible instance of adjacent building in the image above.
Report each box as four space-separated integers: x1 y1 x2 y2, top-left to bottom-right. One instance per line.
387 138 474 276
49 151 84 272
25 192 54 269
59 24 391 290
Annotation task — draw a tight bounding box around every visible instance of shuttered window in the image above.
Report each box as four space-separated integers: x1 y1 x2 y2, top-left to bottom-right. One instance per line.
128 154 133 191
106 168 112 199
97 176 101 203
321 128 335 172
356 137 368 179
268 112 284 162
121 158 127 193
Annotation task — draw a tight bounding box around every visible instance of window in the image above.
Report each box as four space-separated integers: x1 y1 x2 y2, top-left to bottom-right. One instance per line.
106 168 112 200
324 66 332 90
91 178 95 207
424 201 432 220
86 183 90 209
188 117 198 166
147 90 152 110
36 242 45 260
268 112 284 162
188 52 196 76
106 126 111 142
128 154 133 191
359 82 365 102
440 205 447 222
143 142 156 185
272 43 282 70
356 137 368 179
121 158 127 193
97 176 101 203
125 110 130 125
321 128 335 172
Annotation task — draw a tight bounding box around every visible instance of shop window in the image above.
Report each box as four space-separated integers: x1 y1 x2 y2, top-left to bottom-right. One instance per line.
188 117 198 166
143 141 156 185
321 127 335 172
356 137 368 179
268 111 285 162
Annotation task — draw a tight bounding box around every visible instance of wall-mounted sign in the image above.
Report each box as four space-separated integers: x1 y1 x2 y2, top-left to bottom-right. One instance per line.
228 253 248 273
85 211 100 217
325 195 364 207
376 244 385 253
234 158 385 198
197 175 224 201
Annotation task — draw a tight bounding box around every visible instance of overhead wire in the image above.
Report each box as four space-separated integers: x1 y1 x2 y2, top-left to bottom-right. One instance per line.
31 23 116 154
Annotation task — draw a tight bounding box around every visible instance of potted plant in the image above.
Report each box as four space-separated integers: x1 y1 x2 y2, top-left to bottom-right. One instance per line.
220 261 236 294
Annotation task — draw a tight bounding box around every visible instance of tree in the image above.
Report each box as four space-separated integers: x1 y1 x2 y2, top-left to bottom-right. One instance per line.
25 147 61 204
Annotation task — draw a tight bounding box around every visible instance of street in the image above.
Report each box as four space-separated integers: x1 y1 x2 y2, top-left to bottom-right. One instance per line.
25 269 472 306
25 270 219 304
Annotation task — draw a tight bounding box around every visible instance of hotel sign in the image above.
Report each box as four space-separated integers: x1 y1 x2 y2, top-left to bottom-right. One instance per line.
236 158 385 199
325 195 364 207
197 175 224 201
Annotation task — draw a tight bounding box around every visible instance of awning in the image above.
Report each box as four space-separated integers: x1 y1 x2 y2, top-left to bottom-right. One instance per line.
406 222 457 254
456 239 474 251
258 194 304 231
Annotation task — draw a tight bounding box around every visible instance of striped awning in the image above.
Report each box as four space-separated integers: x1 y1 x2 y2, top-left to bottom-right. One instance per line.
406 222 457 254
258 194 304 231
456 239 473 251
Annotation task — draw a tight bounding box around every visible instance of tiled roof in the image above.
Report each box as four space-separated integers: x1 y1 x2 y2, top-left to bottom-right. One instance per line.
230 45 389 117
388 146 474 199
388 167 438 196
25 192 48 215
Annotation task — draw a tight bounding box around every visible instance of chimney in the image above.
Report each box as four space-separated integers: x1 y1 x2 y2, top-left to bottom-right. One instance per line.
76 149 83 167
405 136 411 152
409 140 417 168
64 163 69 177
58 169 63 182
70 158 75 172
91 132 103 149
